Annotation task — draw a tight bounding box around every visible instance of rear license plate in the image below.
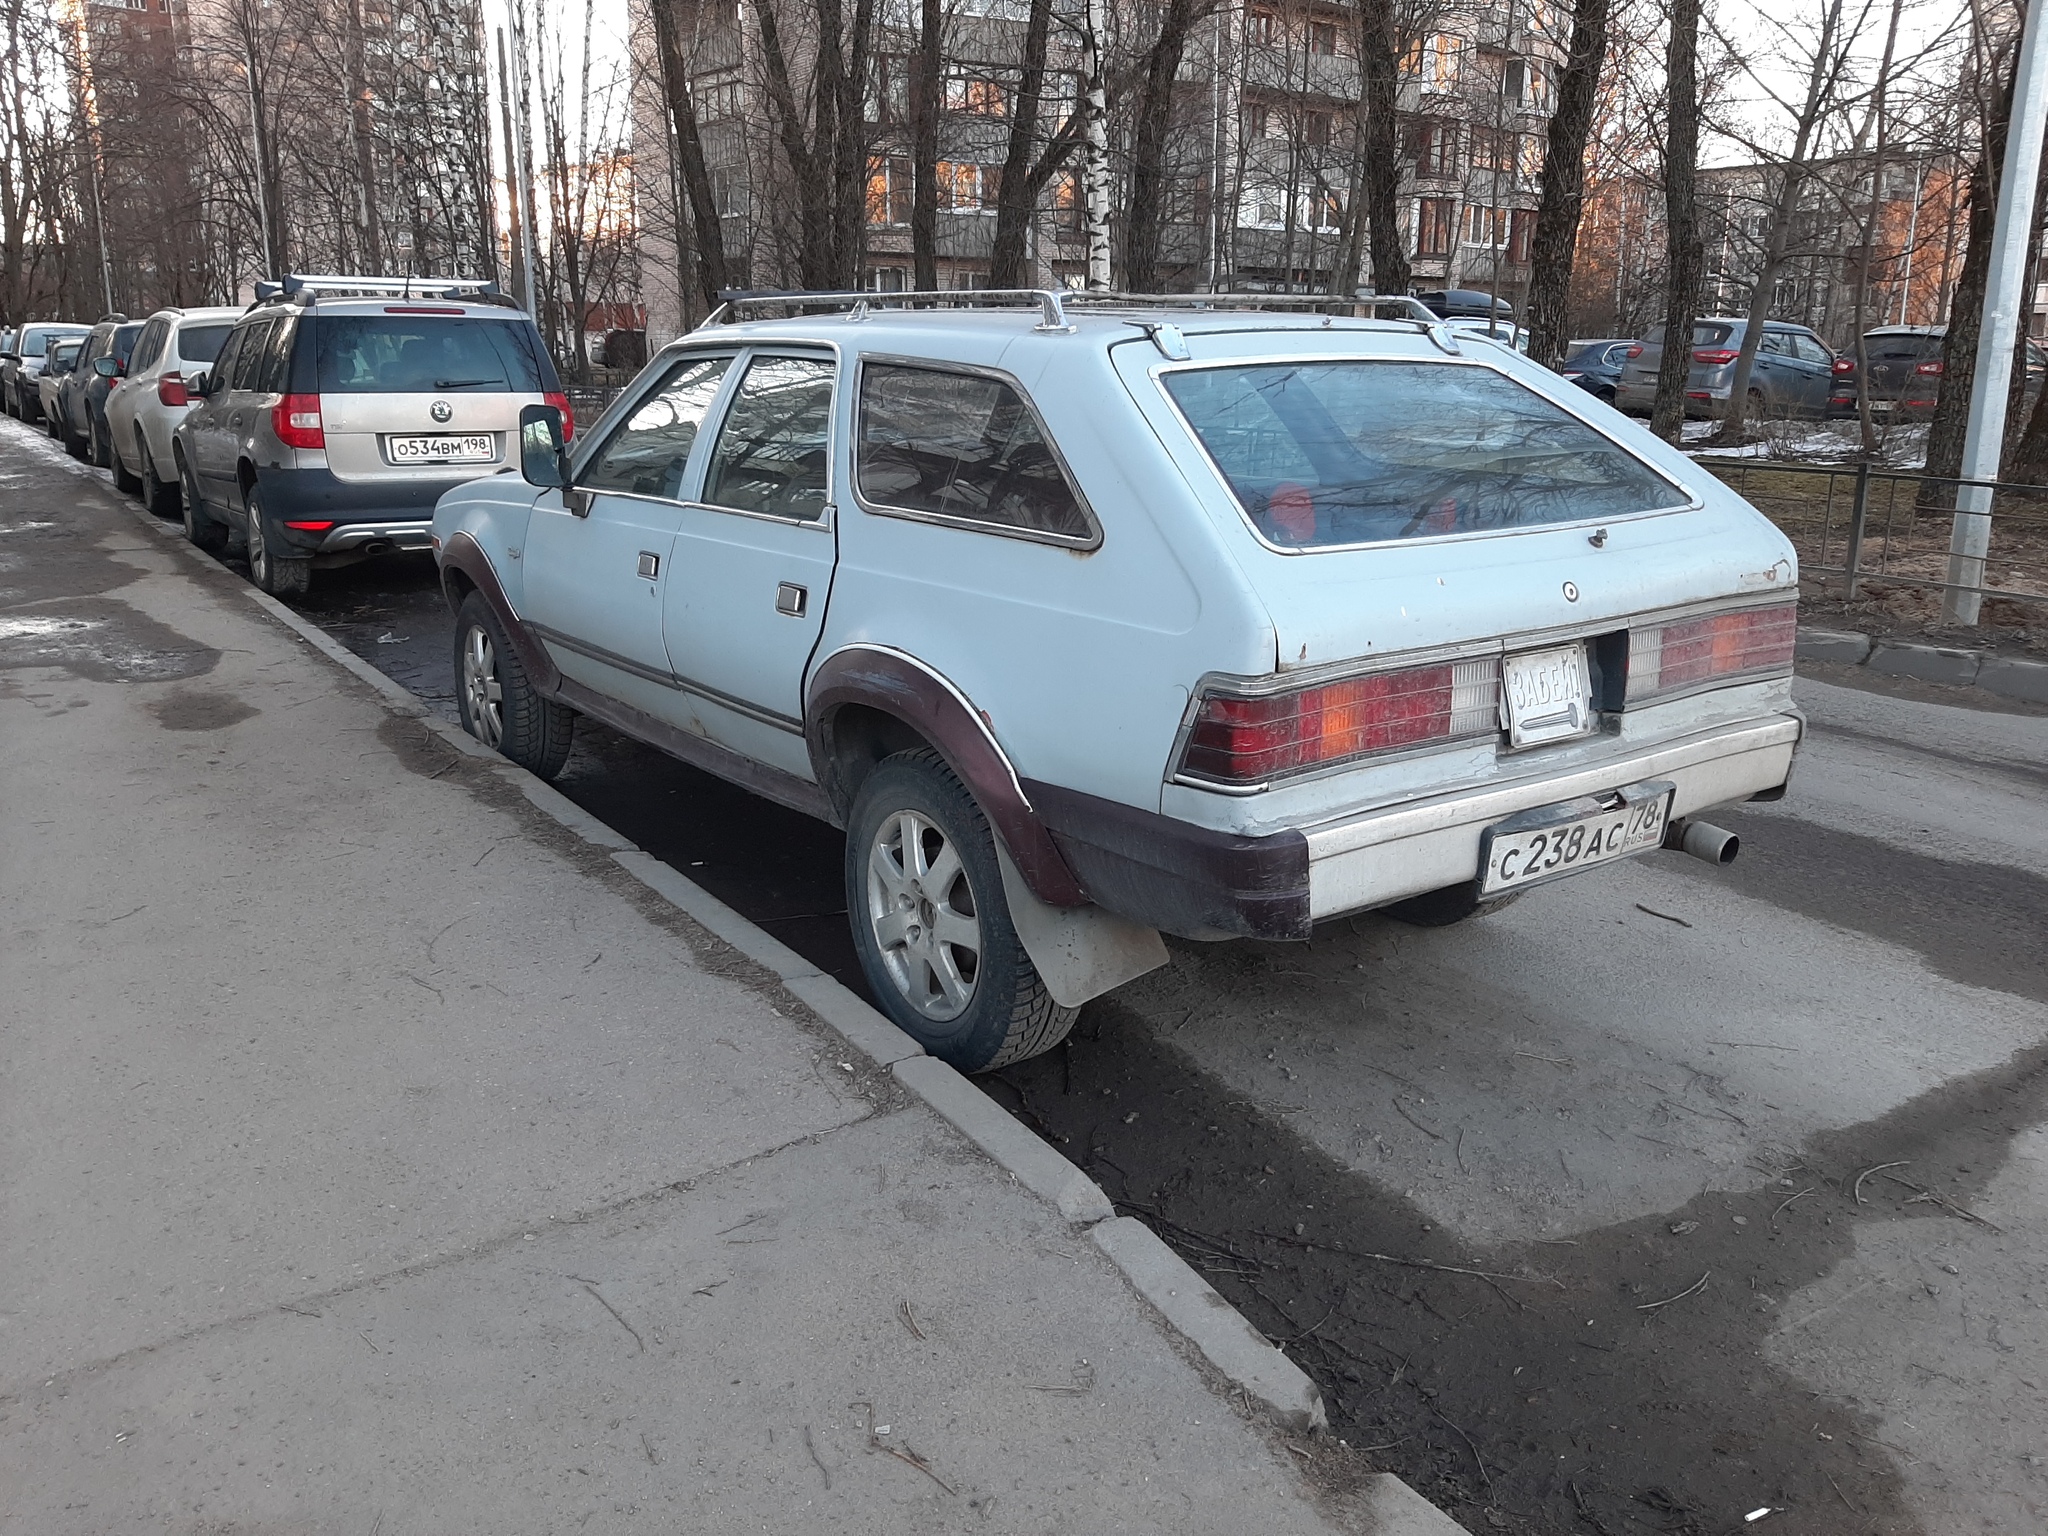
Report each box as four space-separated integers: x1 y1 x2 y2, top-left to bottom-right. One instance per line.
1478 780 1674 896
1502 643 1593 748
387 433 495 464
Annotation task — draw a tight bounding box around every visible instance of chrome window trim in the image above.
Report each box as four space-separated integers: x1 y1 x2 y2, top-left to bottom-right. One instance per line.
849 353 1104 552
693 344 844 528
574 347 742 510
1143 351 1701 557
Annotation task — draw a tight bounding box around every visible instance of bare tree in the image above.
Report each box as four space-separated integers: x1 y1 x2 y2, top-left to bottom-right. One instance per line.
988 0 1086 287
1525 0 1614 367
1651 0 1704 441
649 0 730 308
756 0 879 289
1124 0 1221 291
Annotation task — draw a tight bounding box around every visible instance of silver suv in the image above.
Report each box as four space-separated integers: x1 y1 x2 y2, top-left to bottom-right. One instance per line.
1614 318 1837 420
174 275 566 596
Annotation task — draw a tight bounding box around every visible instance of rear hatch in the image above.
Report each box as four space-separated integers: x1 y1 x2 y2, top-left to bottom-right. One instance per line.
1862 332 1940 408
312 309 555 484
1619 320 1736 391
1114 325 1793 676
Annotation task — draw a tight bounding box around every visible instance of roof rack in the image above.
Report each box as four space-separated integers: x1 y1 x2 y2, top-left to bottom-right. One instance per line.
252 274 512 307
702 287 1442 333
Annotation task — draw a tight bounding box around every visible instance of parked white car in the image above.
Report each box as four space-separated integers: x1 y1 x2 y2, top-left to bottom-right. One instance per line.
104 305 241 517
433 291 1803 1072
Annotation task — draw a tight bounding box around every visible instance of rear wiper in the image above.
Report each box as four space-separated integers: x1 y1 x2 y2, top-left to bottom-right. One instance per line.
433 378 497 389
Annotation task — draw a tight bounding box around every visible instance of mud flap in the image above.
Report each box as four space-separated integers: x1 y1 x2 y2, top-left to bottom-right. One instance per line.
994 842 1169 1009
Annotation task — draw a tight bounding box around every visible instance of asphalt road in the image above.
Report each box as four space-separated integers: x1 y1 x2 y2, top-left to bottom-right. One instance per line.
71 475 2048 1535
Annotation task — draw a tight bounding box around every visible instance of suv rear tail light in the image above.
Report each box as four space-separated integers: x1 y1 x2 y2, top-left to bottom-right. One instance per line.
158 371 188 407
1628 604 1796 699
1831 357 1856 375
272 392 325 450
1692 348 1739 365
1914 360 1944 376
544 389 575 441
1179 659 1500 785
1625 344 1645 359
282 520 336 532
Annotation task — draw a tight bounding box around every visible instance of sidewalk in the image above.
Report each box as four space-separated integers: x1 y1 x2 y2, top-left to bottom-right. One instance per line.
0 429 1454 1533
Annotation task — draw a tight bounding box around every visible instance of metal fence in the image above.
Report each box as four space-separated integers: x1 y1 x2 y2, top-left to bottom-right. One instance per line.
1695 457 2048 621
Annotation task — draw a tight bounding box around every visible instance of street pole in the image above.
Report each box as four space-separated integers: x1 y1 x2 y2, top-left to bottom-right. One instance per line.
1945 0 2048 624
1081 0 1111 291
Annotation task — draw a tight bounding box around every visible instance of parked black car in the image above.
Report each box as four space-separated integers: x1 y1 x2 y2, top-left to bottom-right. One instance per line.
1558 338 1633 403
1825 325 2048 421
56 317 140 465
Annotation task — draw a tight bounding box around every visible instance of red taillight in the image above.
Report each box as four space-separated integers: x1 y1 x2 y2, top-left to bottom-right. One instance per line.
1180 660 1501 785
1629 604 1796 698
158 371 188 407
1914 360 1944 376
1831 358 1856 375
272 393 324 450
1693 348 1739 365
1626 344 1644 359
544 389 575 441
282 520 336 532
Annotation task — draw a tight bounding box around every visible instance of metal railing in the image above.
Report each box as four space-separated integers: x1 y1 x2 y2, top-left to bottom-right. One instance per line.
1695 457 2048 621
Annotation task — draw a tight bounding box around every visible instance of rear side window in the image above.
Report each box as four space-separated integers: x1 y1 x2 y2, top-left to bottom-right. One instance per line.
231 321 272 390
316 316 551 394
701 355 834 520
582 354 732 501
176 323 233 366
256 319 293 393
857 363 1095 543
131 319 168 373
1164 361 1687 549
111 325 141 366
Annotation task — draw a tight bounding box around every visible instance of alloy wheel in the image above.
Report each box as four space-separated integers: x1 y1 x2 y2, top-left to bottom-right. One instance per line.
461 623 505 749
864 809 982 1022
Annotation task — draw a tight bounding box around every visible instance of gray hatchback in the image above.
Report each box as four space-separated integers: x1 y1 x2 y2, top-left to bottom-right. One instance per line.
173 275 566 596
1614 318 1837 420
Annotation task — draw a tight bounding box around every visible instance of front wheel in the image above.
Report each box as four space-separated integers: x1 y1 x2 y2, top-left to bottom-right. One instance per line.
845 750 1077 1072
454 591 573 778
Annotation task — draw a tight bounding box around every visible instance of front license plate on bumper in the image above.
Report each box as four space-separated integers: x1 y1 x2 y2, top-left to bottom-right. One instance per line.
387 433 495 464
1478 779 1674 896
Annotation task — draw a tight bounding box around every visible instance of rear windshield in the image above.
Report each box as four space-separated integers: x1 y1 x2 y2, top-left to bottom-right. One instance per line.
178 323 233 365
21 326 82 355
1643 322 1733 348
316 316 551 394
1164 361 1687 549
1864 334 1938 362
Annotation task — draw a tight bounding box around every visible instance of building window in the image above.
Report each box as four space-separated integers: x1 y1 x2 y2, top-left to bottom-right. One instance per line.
1519 133 1545 178
936 161 1000 212
866 157 913 225
1468 127 1507 171
1415 197 1456 256
1054 171 1083 233
870 54 910 123
1308 19 1337 54
1307 187 1342 231
870 267 908 292
1250 9 1279 46
1464 203 1511 247
945 72 1008 116
1509 208 1535 263
1406 117 1458 178
1303 109 1332 146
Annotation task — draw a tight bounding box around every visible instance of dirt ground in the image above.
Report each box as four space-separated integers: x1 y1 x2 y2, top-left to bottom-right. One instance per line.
1799 578 2048 660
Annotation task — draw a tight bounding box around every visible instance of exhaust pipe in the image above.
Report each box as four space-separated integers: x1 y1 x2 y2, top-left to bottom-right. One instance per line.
1664 819 1739 866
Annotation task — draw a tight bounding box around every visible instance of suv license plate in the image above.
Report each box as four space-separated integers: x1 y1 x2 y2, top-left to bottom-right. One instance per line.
1502 642 1593 748
388 433 495 464
1478 780 1674 896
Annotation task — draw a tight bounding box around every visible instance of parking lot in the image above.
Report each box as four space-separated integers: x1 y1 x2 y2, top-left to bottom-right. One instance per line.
176 496 2048 1534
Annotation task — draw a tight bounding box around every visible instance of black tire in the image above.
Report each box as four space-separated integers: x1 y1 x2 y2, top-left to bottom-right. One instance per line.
845 750 1077 1072
454 591 574 778
179 453 228 554
138 433 177 517
88 413 112 469
63 411 88 459
46 402 62 438
1382 882 1523 928
112 428 143 494
244 488 311 597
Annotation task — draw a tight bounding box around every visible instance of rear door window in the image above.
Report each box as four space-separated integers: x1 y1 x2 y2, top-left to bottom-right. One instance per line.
230 321 272 391
131 319 168 374
1792 334 1832 365
255 319 293 393
207 328 245 389
700 355 835 521
857 362 1095 543
177 323 233 367
317 316 550 394
581 354 733 501
1760 331 1793 356
1163 360 1686 549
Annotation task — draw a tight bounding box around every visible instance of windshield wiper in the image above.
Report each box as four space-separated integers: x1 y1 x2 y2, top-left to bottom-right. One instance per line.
433 377 498 389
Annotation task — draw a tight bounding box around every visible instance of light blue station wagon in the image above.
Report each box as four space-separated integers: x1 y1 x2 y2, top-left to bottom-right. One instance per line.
432 292 1803 1071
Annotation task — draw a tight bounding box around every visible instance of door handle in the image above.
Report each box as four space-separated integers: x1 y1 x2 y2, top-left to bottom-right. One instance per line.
775 582 807 618
637 550 660 580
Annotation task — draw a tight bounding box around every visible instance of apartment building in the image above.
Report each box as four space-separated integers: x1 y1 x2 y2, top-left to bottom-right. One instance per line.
631 0 1565 343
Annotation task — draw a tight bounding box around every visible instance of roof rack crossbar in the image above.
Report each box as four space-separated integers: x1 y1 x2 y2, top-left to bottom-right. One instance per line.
253 274 505 304
700 287 1439 331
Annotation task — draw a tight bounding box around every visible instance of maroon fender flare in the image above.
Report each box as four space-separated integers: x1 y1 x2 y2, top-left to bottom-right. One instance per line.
438 530 561 694
806 647 1088 909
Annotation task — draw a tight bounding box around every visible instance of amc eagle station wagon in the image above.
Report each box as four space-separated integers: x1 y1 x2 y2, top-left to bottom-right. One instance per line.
432 291 1803 1072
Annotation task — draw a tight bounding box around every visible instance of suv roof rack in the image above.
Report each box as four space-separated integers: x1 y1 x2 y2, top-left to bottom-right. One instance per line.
252 274 513 308
702 287 1443 334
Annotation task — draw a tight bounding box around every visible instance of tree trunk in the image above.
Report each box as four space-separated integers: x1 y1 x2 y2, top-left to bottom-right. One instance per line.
1524 0 1611 369
1650 0 1701 443
1355 0 1409 296
648 0 728 309
911 0 940 291
989 0 1065 289
1124 0 1212 293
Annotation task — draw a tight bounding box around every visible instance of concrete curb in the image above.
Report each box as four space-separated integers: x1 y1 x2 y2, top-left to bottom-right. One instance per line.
1799 625 2048 703
75 456 1413 1491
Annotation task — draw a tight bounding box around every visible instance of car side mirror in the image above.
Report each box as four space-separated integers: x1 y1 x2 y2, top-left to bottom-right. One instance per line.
186 371 212 398
92 355 121 378
0 352 16 363
519 403 575 494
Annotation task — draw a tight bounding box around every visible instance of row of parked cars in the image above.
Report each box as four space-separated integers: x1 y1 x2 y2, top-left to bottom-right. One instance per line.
1555 321 1987 422
2 278 570 596
4 278 1807 1071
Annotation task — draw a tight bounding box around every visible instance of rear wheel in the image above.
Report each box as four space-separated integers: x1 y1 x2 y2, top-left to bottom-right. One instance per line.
63 409 87 459
454 591 574 777
244 489 310 598
111 427 142 494
846 750 1077 1072
138 433 177 517
87 413 112 469
179 454 228 554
